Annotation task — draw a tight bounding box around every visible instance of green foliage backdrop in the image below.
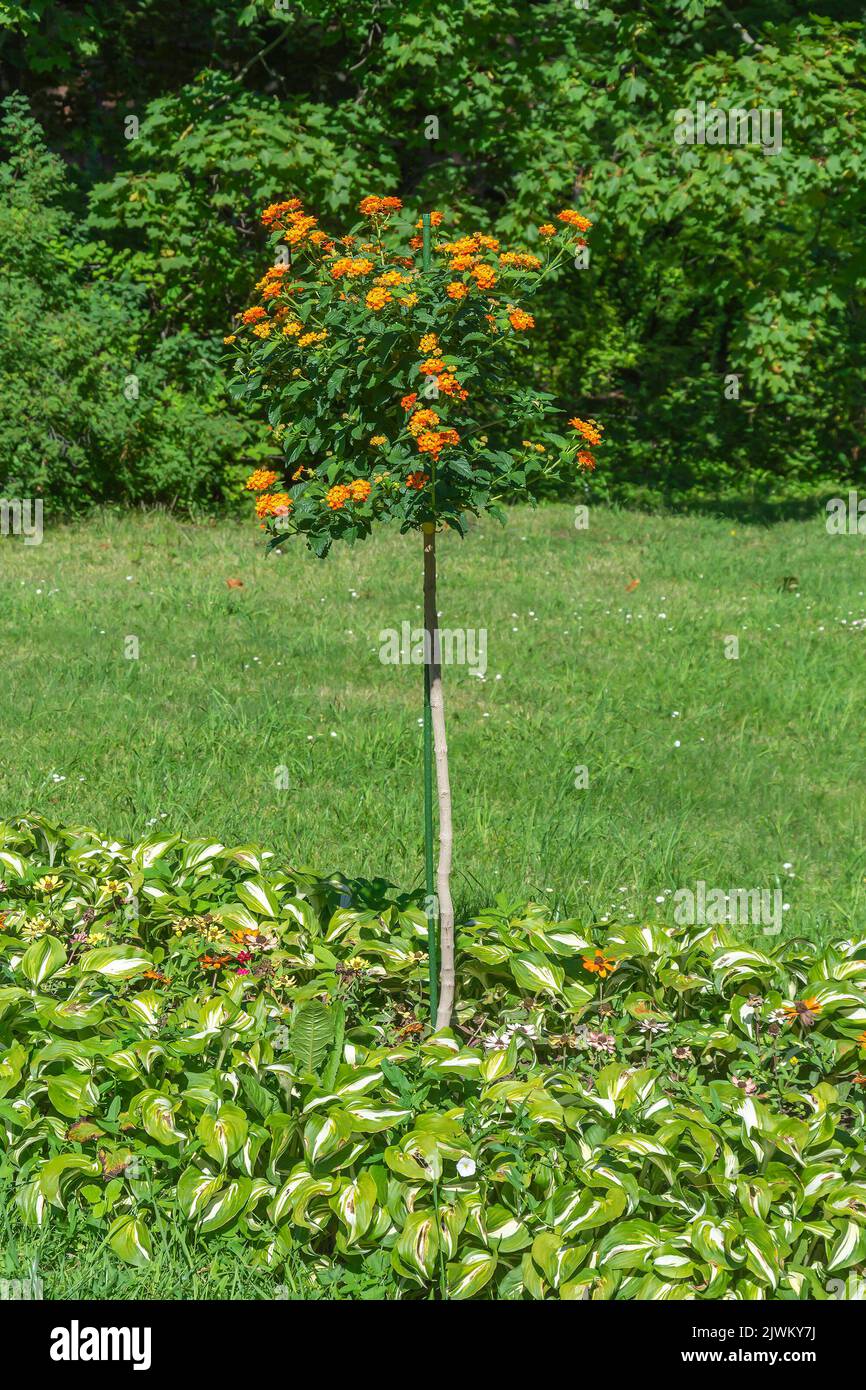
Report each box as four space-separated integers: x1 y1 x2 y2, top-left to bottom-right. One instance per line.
1 0 864 509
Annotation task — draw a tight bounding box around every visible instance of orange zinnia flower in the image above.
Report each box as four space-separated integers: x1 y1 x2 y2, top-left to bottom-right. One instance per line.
782 997 822 1027
581 949 619 980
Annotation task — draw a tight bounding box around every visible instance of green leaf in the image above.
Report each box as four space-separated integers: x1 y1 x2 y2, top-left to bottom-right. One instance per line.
20 934 66 984
108 1213 153 1266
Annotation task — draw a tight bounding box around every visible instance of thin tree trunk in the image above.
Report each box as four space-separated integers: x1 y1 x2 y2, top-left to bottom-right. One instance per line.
423 524 455 1029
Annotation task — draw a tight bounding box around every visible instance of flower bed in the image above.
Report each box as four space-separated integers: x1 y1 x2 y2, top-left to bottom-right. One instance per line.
1 816 865 1299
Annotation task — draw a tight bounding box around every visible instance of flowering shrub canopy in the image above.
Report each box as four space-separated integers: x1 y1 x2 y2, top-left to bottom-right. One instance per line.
227 196 603 554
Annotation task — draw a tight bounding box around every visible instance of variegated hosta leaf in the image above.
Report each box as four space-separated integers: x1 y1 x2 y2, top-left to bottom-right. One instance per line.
20 934 67 985
108 1212 152 1266
446 1249 497 1299
78 945 153 978
384 1131 444 1182
197 1177 253 1233
394 1209 439 1281
198 1103 249 1165
508 952 564 995
548 1184 627 1237
329 1171 377 1246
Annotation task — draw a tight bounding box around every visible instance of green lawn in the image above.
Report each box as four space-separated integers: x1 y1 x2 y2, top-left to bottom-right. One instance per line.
2 502 864 937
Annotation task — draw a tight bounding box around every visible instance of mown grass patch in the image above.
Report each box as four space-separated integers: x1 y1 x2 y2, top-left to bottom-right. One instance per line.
1 504 864 936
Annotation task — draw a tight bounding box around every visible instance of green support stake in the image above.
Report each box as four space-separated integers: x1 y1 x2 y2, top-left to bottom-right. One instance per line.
421 211 439 1025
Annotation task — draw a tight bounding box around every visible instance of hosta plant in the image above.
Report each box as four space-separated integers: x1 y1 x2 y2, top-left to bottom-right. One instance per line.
3 817 866 1300
225 195 604 1028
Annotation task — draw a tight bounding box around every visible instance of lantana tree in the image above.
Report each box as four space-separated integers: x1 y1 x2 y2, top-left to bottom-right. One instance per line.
226 194 603 1029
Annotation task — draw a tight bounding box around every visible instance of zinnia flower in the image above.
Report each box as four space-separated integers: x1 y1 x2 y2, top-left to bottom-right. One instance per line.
581 948 618 979
782 997 822 1027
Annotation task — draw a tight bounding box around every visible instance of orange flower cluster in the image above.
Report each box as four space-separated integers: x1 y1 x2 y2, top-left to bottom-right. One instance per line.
499 251 541 270
245 469 279 492
507 306 535 331
359 195 403 217
471 263 497 289
242 306 267 324
256 265 292 296
261 199 302 228
436 374 462 399
569 416 604 447
326 479 373 510
406 471 429 489
557 209 593 232
446 282 468 299
366 286 392 311
408 408 440 436
298 329 328 348
285 213 320 247
329 257 375 279
538 223 556 237
326 484 352 510
415 211 444 228
415 351 469 402
416 428 459 457
255 492 292 518
401 392 418 411
418 356 445 375
375 269 407 287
